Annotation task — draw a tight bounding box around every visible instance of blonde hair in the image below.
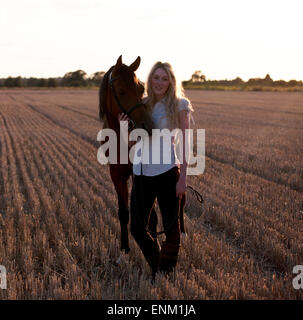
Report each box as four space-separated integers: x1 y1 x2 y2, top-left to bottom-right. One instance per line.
145 61 187 129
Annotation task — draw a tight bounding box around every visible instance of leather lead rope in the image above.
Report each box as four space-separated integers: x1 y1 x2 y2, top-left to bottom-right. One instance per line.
144 184 204 237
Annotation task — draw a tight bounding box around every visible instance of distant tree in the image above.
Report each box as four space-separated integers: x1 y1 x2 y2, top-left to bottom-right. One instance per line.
92 71 105 83
274 80 287 87
263 74 273 86
9 76 22 87
247 77 262 85
47 78 58 87
63 70 87 87
248 74 273 86
4 77 22 87
87 71 105 86
37 78 47 87
231 77 244 85
191 70 206 82
288 80 298 87
4 77 12 87
26 77 37 87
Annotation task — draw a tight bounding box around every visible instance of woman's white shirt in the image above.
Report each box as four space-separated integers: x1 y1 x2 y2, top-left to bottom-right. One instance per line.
132 98 193 176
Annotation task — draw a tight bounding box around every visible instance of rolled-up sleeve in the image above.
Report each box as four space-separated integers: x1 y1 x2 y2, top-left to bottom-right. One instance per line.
178 98 194 126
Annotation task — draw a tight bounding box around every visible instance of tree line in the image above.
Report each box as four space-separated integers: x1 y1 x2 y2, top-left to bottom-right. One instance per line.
182 71 303 90
0 70 105 88
1 69 302 90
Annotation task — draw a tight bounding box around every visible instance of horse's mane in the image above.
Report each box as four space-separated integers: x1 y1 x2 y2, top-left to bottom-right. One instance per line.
99 66 114 122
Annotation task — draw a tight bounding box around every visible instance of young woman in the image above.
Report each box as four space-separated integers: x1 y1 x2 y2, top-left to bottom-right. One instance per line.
119 61 194 277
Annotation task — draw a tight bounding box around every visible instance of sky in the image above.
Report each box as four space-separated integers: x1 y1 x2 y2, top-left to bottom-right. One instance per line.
1 0 303 82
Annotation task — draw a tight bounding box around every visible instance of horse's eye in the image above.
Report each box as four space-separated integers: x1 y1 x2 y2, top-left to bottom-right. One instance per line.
118 90 126 96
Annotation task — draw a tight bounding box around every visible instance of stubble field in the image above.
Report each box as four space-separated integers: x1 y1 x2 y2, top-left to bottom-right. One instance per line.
0 88 302 299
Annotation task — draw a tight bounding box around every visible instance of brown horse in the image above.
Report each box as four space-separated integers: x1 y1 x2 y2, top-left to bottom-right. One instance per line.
98 55 155 254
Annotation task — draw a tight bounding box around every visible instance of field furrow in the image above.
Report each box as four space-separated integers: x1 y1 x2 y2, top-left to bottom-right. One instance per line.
0 108 26 213
0 109 10 212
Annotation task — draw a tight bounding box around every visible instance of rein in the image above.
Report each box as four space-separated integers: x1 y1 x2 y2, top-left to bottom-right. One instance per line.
109 70 145 130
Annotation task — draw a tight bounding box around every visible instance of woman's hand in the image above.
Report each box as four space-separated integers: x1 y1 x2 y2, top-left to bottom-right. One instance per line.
176 176 186 199
118 112 130 122
118 112 135 130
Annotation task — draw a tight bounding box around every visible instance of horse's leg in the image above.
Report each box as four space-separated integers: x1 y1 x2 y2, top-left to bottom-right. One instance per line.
110 165 131 254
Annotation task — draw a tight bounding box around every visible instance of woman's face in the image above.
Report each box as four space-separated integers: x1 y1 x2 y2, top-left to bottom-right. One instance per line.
151 68 170 101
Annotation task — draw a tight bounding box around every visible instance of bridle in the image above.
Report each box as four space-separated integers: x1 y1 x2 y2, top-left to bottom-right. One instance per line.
109 70 146 129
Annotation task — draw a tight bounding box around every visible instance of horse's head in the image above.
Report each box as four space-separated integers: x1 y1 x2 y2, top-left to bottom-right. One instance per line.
99 55 154 135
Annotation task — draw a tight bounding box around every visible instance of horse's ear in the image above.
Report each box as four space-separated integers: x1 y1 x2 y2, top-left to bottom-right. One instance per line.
113 55 122 75
129 56 141 72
